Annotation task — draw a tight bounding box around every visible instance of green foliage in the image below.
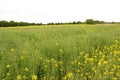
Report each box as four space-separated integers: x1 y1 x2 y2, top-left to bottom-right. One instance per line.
86 19 94 24
86 19 105 24
0 24 120 80
94 20 105 24
0 20 42 27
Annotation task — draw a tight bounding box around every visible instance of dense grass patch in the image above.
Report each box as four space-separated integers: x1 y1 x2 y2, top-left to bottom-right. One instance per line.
0 24 120 80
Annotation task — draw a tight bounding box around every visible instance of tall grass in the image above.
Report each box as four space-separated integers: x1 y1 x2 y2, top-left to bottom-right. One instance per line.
0 24 120 80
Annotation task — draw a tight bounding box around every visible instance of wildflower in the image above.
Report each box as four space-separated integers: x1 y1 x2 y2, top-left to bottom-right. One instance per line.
99 51 103 54
109 72 113 75
66 72 73 78
51 58 55 62
7 73 10 76
62 76 67 80
60 69 63 72
116 72 119 76
113 77 118 80
103 61 107 64
10 48 14 52
20 56 24 60
78 62 80 65
32 75 37 80
6 64 11 68
77 69 80 73
89 58 94 61
59 61 63 64
71 60 77 64
43 77 46 80
98 62 101 66
55 43 59 46
16 75 22 80
54 63 58 67
24 67 29 71
2 78 6 80
60 49 63 53
114 50 118 54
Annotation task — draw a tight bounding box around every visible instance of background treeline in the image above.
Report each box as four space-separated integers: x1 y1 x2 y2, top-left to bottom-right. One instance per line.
46 19 120 25
0 20 42 27
85 19 105 24
0 19 120 27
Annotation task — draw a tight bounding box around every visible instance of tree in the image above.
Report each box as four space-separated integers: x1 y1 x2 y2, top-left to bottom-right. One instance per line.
86 19 94 24
9 21 16 26
1 20 9 27
0 21 2 27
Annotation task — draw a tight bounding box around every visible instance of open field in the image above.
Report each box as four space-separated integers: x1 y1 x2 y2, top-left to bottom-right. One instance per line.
0 24 120 80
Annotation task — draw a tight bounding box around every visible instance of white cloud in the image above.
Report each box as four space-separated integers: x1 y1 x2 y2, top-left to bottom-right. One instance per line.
0 0 120 23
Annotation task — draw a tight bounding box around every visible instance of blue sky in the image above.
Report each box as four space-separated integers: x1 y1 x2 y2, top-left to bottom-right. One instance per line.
0 0 120 23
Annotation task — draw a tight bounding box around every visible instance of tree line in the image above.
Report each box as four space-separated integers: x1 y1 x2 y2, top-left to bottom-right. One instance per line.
0 19 119 27
47 19 120 25
85 19 105 24
0 20 42 27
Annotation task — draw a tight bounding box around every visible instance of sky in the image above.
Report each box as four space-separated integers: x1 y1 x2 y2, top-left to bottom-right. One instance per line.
0 0 120 23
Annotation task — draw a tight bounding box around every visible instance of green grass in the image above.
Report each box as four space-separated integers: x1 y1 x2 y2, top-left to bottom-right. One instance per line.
0 24 120 80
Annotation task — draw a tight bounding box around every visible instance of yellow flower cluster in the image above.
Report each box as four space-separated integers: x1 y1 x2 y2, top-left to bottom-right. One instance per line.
32 75 37 80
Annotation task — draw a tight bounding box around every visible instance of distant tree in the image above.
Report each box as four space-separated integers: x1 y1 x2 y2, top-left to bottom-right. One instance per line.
86 19 94 24
9 21 16 26
47 23 54 25
37 23 42 25
0 21 2 27
1 21 9 27
73 21 76 24
0 20 40 27
94 20 99 24
112 21 114 24
76 21 81 24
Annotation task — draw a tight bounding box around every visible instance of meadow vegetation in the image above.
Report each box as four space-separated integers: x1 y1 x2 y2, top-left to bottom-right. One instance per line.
0 24 120 80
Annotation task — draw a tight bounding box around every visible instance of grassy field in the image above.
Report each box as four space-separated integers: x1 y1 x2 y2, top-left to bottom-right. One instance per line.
0 24 120 80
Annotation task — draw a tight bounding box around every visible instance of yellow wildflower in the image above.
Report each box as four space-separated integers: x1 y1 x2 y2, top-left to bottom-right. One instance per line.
113 77 118 80
32 75 37 80
89 58 94 61
103 61 107 64
59 61 63 64
10 48 14 52
66 72 73 78
7 73 10 76
24 67 29 71
98 62 101 66
6 64 11 68
54 63 58 67
55 43 59 46
43 77 46 80
78 62 81 65
77 69 80 73
20 56 24 60
60 49 63 53
2 78 6 80
16 75 22 80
